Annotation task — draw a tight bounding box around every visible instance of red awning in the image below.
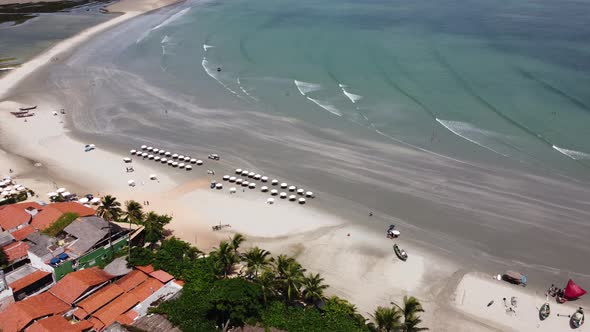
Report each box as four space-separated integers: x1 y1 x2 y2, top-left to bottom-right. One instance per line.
564 279 587 299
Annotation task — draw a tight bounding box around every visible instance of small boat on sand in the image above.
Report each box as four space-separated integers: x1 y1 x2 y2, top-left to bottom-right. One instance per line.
393 243 407 261
571 307 584 329
539 302 550 321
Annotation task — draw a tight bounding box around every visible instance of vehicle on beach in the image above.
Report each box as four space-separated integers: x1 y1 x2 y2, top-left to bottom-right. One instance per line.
208 154 220 160
502 271 527 286
84 144 95 152
386 224 400 239
393 243 407 261
571 307 584 328
539 302 550 321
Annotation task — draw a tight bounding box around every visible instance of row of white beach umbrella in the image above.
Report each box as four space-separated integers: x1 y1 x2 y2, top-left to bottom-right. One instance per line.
130 147 202 170
229 169 315 198
47 188 73 198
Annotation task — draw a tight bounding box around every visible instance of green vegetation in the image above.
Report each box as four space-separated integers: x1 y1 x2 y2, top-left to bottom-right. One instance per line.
0 248 8 268
42 212 79 237
97 195 122 222
131 233 428 332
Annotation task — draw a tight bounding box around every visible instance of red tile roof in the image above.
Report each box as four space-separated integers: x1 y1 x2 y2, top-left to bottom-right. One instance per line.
10 225 36 240
129 277 163 302
0 204 33 231
72 307 89 321
88 317 105 331
77 283 125 317
9 270 51 293
0 292 69 332
149 270 174 284
135 265 154 274
116 309 138 325
3 241 29 262
115 270 148 292
91 293 139 329
26 315 93 332
30 206 63 231
50 202 95 217
49 267 114 305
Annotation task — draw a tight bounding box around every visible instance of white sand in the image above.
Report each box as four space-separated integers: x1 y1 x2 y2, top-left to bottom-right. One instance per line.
454 273 588 332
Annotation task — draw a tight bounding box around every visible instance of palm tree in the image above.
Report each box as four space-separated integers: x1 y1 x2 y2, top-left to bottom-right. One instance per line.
371 306 403 332
122 200 144 225
143 212 171 247
273 254 296 279
97 195 122 221
277 260 305 303
392 296 428 332
229 233 245 254
211 241 238 278
301 273 328 304
242 247 271 278
257 269 276 306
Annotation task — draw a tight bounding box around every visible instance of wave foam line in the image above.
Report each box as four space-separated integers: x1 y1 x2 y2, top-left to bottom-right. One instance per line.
339 83 362 103
203 44 214 52
237 77 258 101
552 145 590 160
306 97 342 117
152 8 190 31
201 57 241 97
436 118 509 157
294 80 321 96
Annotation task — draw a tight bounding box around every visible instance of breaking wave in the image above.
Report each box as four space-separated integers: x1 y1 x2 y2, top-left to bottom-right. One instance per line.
306 97 342 117
237 77 258 101
552 146 590 160
203 44 214 52
339 83 362 103
436 118 509 157
294 80 321 96
201 57 241 97
152 8 190 31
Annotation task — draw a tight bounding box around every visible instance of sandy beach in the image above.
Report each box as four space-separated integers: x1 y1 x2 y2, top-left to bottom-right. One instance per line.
2 0 590 331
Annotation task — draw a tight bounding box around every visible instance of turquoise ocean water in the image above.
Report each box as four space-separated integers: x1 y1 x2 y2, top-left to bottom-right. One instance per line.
124 0 590 178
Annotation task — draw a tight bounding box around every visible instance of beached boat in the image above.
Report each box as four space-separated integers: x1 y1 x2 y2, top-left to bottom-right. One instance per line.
393 244 407 261
539 302 550 321
10 110 29 115
571 307 584 328
19 105 37 111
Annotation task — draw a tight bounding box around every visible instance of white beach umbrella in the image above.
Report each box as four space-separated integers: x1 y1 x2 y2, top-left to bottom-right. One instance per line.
280 183 288 189
172 162 178 167
154 156 161 161
261 176 268 182
271 179 279 185
230 187 237 193
248 172 255 178
280 192 287 199
83 204 91 207
216 183 223 190
229 177 236 182
1 191 8 197
191 158 197 164
236 168 242 174
150 174 157 180
165 152 172 156
56 187 66 193
123 157 132 163
306 191 314 198
254 174 261 180
172 154 179 159
153 149 160 154
261 186 269 192
148 155 154 159
61 191 71 196
242 181 249 187
241 170 249 176
79 197 89 203
267 198 275 204
179 163 185 168
90 197 100 204
4 186 13 191
141 152 148 157
186 165 192 171
236 179 243 185
127 180 135 186
141 145 147 150
18 187 26 192
47 192 57 197
297 189 305 195
130 149 137 155
160 150 166 155
249 183 256 189
167 160 174 165
223 175 230 181
179 155 185 160
147 146 153 151
298 198 306 204
196 160 203 165
288 186 296 192
270 189 278 195
289 195 296 201
184 157 191 162
161 158 168 163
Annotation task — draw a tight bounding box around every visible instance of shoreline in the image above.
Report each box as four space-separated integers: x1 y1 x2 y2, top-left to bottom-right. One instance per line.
1 1 589 331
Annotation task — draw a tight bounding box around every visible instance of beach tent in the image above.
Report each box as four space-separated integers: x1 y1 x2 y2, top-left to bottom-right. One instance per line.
564 279 587 300
267 198 275 204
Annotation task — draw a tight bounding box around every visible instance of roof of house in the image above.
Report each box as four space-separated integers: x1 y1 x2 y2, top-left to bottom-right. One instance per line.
24 232 54 260
0 292 69 332
149 270 174 284
91 292 139 329
30 206 63 231
50 202 95 217
0 203 33 231
135 265 154 274
0 231 16 247
64 216 109 255
11 225 36 241
9 270 51 293
133 313 182 332
49 267 115 305
88 317 105 331
77 283 125 317
26 315 94 332
128 277 164 302
115 270 148 292
3 240 29 262
116 310 138 325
